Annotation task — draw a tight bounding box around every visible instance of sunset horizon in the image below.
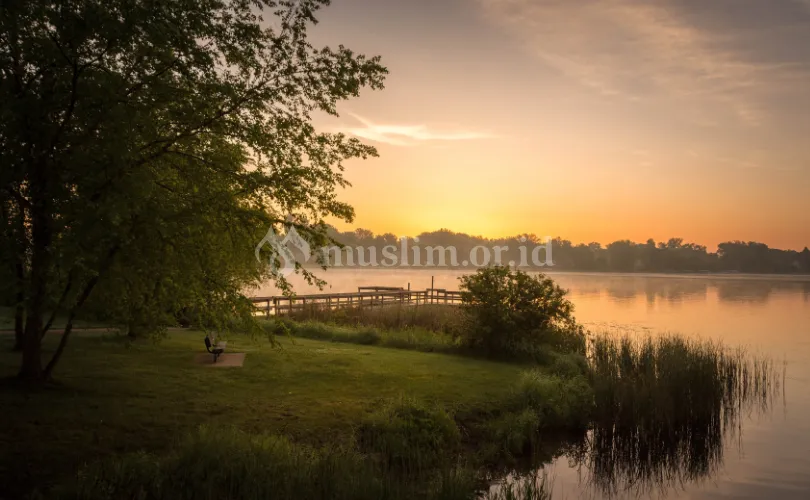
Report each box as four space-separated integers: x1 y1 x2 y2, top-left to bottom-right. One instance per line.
307 0 810 251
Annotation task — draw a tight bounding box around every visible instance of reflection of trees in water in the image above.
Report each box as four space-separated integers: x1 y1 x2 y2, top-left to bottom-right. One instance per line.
714 279 810 304
570 277 709 304
560 275 810 307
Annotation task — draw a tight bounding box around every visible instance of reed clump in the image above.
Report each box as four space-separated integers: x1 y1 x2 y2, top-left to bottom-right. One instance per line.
582 334 782 495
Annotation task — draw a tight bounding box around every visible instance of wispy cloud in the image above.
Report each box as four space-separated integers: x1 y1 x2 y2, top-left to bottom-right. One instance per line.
340 113 495 146
478 0 810 127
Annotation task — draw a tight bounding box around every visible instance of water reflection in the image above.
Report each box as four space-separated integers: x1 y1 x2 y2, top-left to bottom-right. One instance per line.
492 344 783 500
553 275 810 307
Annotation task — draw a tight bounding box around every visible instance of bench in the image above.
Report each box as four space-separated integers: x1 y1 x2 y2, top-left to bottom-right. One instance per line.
204 336 226 363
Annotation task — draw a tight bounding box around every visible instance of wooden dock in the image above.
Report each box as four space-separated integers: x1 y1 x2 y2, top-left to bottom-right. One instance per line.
251 286 463 317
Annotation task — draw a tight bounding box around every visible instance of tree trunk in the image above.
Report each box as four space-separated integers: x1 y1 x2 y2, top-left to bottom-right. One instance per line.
18 161 51 384
13 261 25 351
13 303 24 351
19 313 43 382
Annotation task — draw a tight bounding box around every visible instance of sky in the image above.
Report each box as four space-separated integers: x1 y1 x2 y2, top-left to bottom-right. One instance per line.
306 0 810 250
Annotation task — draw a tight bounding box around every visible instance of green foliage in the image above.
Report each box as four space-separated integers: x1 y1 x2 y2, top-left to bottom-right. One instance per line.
0 0 387 380
511 370 593 429
547 352 589 380
458 267 585 357
487 408 542 456
358 397 461 471
485 368 593 457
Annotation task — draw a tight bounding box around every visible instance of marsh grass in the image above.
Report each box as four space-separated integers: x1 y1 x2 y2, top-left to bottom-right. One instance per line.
580 334 783 496
262 317 463 353
282 303 465 335
482 470 553 500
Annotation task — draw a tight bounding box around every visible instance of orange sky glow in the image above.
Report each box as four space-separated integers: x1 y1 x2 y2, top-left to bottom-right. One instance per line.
307 0 810 250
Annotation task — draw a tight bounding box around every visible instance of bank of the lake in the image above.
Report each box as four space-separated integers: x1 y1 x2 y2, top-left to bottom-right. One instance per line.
0 329 549 499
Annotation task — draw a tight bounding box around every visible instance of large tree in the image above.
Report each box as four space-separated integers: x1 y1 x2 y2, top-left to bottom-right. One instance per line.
0 0 387 383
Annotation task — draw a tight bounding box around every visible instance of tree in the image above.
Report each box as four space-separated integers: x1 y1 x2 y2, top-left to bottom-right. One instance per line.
606 240 638 272
0 0 387 384
458 266 585 356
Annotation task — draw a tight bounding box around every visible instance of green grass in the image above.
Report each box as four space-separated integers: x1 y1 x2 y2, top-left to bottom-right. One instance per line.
0 330 524 498
264 318 464 354
59 426 481 500
277 303 465 336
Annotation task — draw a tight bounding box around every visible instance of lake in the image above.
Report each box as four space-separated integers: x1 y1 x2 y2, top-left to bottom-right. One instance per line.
253 269 810 499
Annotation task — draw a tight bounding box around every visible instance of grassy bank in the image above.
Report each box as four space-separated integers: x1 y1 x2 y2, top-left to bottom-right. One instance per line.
0 330 532 498
0 319 780 499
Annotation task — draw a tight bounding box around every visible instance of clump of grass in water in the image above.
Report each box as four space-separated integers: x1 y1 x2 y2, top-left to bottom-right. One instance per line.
581 334 783 496
481 470 553 500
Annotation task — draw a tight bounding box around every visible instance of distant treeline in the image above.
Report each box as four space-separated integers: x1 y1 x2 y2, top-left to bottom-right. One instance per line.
319 228 810 274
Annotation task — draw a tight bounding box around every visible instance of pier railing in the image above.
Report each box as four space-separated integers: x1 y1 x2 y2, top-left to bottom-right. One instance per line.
251 287 463 317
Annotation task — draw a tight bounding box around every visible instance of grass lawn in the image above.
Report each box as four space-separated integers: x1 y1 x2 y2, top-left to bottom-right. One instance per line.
0 330 524 497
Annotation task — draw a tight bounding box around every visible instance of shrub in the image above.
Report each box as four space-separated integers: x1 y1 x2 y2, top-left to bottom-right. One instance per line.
358 397 461 471
513 370 593 429
488 408 542 455
458 267 585 357
548 352 589 380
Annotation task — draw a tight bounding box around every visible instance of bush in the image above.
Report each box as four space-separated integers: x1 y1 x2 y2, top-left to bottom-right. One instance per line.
457 267 585 357
512 370 593 429
548 352 589 380
358 397 461 471
488 408 542 455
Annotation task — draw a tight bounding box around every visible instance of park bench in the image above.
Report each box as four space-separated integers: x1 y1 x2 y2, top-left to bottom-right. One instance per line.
204 336 226 363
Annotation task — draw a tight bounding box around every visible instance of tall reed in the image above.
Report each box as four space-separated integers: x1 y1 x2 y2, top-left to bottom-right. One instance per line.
581 334 782 496
281 303 465 335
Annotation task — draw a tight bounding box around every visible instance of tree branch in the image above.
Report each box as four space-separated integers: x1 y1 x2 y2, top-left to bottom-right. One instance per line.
43 244 120 379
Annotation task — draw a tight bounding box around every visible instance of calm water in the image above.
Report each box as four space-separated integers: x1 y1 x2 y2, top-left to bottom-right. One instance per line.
253 269 810 499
